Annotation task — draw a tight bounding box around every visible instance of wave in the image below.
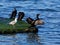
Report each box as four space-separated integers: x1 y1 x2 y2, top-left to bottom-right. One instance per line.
0 5 3 7
7 0 27 1
27 8 60 12
8 6 24 8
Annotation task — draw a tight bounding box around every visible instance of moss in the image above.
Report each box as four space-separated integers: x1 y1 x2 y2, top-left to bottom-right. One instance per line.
0 18 38 34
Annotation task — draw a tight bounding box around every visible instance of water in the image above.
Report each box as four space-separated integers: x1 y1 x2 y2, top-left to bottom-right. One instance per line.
0 0 60 45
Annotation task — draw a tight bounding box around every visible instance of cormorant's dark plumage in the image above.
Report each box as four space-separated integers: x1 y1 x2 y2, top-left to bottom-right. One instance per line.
18 12 25 20
26 14 44 27
34 14 44 25
10 8 17 19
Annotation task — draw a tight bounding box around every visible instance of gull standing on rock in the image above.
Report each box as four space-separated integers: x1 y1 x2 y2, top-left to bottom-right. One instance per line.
9 16 18 28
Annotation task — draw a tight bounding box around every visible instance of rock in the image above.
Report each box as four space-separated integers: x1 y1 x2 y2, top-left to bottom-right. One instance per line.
25 27 38 33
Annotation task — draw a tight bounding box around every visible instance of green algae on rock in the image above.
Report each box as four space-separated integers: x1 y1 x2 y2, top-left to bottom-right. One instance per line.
0 18 38 34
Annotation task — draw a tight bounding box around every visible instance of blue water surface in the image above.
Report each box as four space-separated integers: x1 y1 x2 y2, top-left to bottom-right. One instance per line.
0 0 60 45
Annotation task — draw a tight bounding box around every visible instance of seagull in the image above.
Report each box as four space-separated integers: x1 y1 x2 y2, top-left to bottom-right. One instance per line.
9 17 18 28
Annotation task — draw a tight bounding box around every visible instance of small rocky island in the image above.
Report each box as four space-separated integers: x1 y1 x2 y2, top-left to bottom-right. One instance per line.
0 18 38 34
0 8 44 34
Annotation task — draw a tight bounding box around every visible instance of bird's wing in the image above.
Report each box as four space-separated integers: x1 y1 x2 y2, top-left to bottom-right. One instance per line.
9 20 15 24
35 20 43 25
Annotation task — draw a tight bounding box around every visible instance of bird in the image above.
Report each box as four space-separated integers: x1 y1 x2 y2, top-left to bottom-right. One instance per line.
26 14 44 27
18 12 25 20
9 17 18 28
34 14 44 25
26 17 35 27
10 8 17 19
34 19 44 25
26 17 34 24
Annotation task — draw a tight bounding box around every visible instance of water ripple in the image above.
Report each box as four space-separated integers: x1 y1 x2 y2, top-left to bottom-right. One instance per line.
26 8 59 12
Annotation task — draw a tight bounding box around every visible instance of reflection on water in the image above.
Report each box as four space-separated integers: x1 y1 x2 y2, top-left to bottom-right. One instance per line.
0 33 41 45
27 33 41 45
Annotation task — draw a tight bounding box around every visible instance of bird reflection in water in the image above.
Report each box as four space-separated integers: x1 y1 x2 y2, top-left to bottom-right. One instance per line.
11 34 18 45
27 33 42 45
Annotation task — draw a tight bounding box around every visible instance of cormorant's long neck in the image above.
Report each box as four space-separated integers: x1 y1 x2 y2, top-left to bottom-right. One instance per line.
36 15 39 20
